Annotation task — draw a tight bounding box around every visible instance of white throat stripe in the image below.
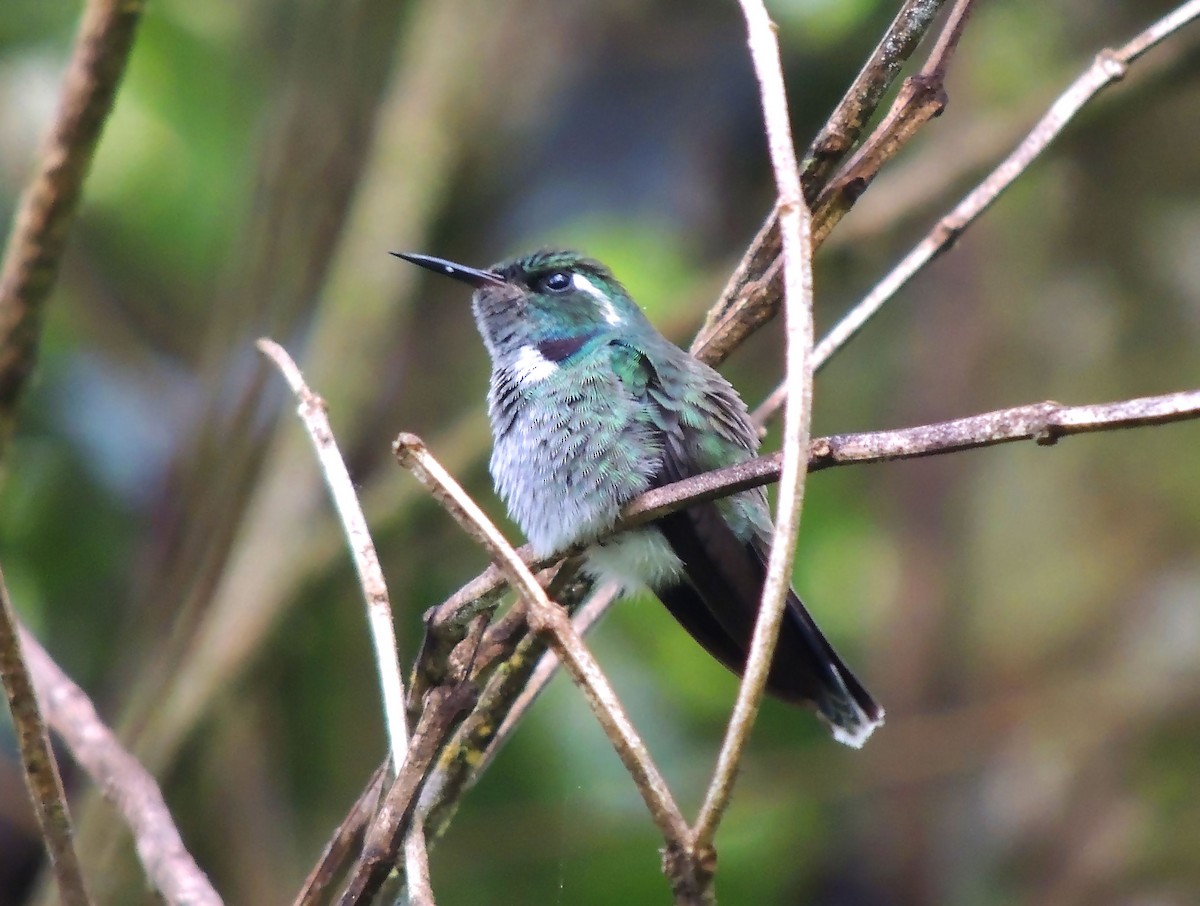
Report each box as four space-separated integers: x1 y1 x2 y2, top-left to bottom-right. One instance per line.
512 345 559 384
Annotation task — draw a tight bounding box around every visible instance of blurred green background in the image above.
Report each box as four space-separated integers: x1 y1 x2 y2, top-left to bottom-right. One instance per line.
2 0 1199 903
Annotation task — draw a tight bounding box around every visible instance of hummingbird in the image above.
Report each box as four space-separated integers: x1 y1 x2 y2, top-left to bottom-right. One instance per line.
395 248 883 747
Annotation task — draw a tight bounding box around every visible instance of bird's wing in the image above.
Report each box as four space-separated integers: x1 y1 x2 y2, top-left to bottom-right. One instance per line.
610 341 883 745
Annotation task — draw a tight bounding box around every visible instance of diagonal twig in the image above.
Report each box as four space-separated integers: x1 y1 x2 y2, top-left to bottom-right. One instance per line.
0 0 145 454
753 0 1200 424
20 627 219 906
803 0 953 194
255 339 434 898
0 573 93 906
292 766 386 906
814 0 976 247
392 436 689 839
339 682 477 906
692 0 968 365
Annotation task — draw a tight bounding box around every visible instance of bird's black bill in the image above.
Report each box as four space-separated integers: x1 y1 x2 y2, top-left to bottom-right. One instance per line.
391 251 505 288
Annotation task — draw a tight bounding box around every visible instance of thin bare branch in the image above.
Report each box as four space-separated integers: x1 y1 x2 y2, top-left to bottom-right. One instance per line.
815 0 976 246
753 0 1200 425
0 0 144 453
692 0 968 365
256 339 433 896
392 435 689 842
692 0 816 859
403 832 436 906
292 767 386 906
22 629 220 906
0 577 93 906
340 683 477 906
422 387 1200 631
804 0 951 194
256 340 409 763
749 389 1200 501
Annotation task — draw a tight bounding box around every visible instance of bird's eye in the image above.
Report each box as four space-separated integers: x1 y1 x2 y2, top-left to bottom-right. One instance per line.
540 271 571 293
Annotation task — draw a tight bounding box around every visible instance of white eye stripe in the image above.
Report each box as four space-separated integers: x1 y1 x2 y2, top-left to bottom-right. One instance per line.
571 273 622 325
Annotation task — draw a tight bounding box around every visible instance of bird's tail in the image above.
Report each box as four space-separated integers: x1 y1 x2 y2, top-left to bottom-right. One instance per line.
768 587 884 748
653 504 884 747
658 579 884 747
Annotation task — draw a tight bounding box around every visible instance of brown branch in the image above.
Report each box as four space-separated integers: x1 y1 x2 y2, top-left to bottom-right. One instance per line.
292 766 386 906
20 626 221 906
417 387 1200 630
753 0 1200 425
803 0 952 194
341 618 502 905
392 436 689 839
0 0 145 454
691 0 816 867
815 0 976 245
339 682 477 906
321 585 604 871
0 576 93 906
691 0 964 365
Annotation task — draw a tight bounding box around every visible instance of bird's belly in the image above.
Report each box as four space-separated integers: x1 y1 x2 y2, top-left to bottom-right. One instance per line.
488 387 660 557
490 431 633 556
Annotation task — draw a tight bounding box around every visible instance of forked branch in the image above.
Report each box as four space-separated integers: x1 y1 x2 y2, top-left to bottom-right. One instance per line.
754 0 1200 423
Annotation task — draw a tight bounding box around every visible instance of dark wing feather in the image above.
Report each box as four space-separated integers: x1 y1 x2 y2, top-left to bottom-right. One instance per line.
655 500 882 743
628 342 883 745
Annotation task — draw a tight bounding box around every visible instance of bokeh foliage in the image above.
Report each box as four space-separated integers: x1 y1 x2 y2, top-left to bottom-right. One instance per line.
1 0 1199 903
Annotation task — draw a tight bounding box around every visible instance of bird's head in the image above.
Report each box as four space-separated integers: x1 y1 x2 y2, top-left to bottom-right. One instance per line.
394 248 649 359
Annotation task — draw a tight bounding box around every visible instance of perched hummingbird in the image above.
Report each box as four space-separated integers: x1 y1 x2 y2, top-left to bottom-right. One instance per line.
395 248 884 747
